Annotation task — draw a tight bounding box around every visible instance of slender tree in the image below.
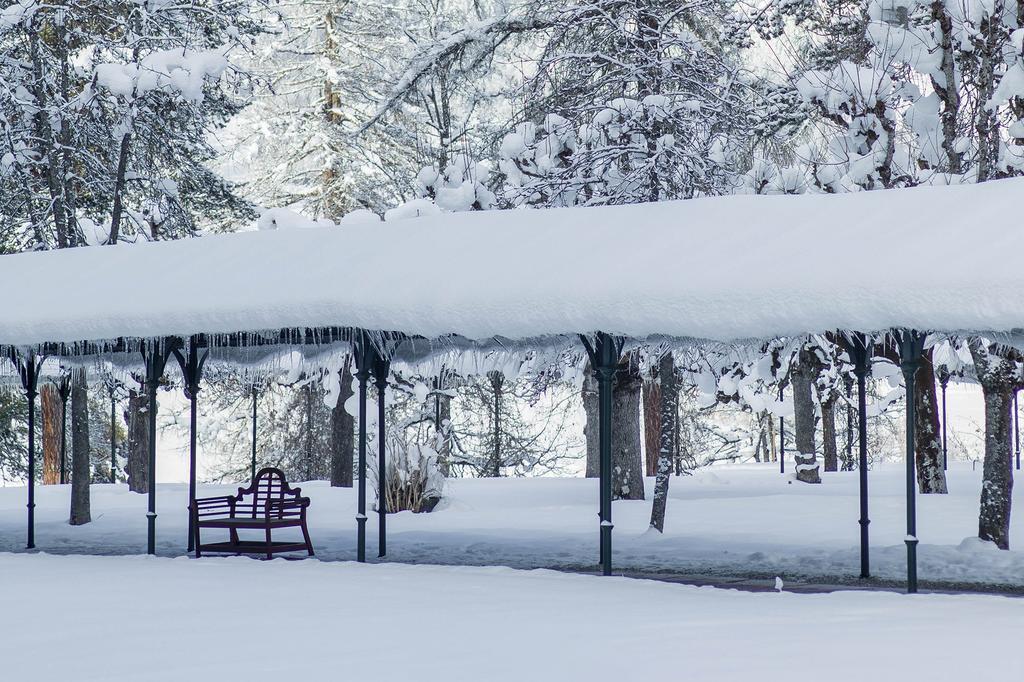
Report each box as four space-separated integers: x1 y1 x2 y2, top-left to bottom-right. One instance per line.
967 338 1019 549
69 370 91 525
791 345 821 484
612 353 645 500
40 383 62 484
649 353 677 531
330 357 355 487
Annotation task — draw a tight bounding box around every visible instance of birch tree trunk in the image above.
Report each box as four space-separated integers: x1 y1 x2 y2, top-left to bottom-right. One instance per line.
330 356 354 487
792 347 821 483
41 384 62 484
968 339 1017 549
125 384 149 494
612 355 644 500
69 370 91 525
649 354 676 531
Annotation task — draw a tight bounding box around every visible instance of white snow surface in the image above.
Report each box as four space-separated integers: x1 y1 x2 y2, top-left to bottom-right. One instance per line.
2 179 1023 347
4 552 1022 681
3 463 1023 587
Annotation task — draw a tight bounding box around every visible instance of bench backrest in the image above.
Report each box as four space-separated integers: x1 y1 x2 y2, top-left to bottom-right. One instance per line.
236 467 303 518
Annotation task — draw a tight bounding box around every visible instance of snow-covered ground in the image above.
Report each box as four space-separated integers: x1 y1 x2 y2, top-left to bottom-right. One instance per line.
2 552 1020 682
2 552 1022 682
2 463 1022 587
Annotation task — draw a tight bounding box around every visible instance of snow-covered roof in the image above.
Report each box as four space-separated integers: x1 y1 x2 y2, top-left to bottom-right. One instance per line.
1 179 1021 351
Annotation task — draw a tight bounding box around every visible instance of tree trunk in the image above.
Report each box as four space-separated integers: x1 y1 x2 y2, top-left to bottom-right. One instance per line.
649 354 676 531
753 412 768 463
929 1 962 173
330 356 355 487
978 387 1014 548
843 376 855 471
41 384 62 484
914 351 948 493
125 384 149 494
968 339 1017 549
642 369 660 476
791 347 821 483
304 383 314 480
69 370 91 525
821 395 838 472
583 362 599 478
612 355 644 500
488 371 505 477
434 376 452 476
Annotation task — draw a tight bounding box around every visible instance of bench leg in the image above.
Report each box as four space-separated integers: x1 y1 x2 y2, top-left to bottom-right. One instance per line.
194 523 202 558
265 526 273 560
301 521 314 557
229 527 240 551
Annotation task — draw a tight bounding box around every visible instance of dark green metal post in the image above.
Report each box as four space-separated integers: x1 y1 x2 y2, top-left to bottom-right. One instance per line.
188 387 197 551
172 339 207 554
373 353 390 558
27 370 36 549
56 376 69 485
13 351 41 550
581 332 622 576
143 344 167 556
109 384 117 483
897 329 926 593
354 333 371 562
842 332 872 579
250 385 258 482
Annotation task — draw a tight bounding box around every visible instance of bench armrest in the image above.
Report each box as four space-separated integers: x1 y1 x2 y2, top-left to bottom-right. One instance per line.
193 495 236 518
265 497 311 518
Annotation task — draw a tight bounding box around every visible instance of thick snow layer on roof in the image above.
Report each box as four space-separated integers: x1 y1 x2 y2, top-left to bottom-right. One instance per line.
1 179 1022 348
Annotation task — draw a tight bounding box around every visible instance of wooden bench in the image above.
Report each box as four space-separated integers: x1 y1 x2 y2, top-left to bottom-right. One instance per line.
192 467 314 559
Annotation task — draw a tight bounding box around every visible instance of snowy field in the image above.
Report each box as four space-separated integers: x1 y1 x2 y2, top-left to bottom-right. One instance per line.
2 552 1022 682
2 462 1022 587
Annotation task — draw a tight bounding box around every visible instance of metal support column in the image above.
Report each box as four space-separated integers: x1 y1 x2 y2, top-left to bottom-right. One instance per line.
842 332 872 579
581 332 623 576
11 350 42 549
373 352 391 558
250 385 258 482
354 332 372 562
57 375 70 485
143 343 168 556
896 329 926 593
109 383 117 483
172 338 208 553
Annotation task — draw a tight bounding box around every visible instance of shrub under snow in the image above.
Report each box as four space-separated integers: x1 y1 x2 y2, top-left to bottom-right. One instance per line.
373 436 445 514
